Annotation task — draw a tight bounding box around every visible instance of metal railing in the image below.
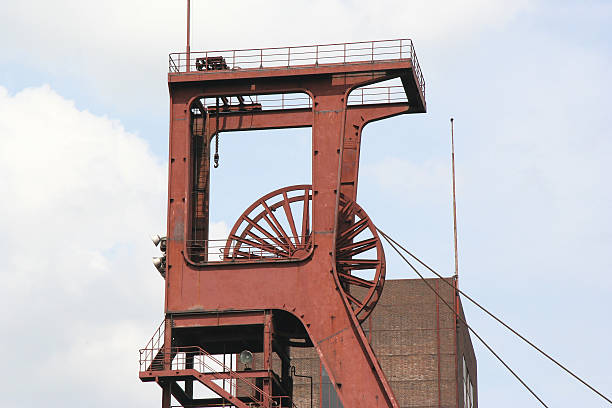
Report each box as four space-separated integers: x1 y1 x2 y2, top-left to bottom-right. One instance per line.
187 236 311 264
196 84 409 112
198 93 312 111
139 345 290 407
169 39 425 97
140 320 165 372
347 85 409 105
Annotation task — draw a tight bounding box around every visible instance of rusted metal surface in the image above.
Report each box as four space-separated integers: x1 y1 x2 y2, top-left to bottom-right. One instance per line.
142 38 426 408
168 39 425 100
217 185 385 323
140 346 282 408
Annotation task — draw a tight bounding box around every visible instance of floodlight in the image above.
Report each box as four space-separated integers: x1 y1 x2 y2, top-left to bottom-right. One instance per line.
151 234 162 247
239 350 253 369
151 235 167 252
152 256 166 278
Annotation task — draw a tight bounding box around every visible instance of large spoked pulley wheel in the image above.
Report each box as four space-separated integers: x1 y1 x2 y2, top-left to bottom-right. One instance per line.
223 185 385 322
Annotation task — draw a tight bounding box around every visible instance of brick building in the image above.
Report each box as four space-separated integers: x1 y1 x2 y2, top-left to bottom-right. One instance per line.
289 278 478 408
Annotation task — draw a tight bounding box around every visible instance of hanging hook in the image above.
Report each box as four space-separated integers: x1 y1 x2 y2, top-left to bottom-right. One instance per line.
213 96 220 168
213 132 220 168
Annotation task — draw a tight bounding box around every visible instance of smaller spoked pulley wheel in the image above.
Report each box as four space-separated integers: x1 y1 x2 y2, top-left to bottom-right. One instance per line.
224 185 385 323
335 195 386 322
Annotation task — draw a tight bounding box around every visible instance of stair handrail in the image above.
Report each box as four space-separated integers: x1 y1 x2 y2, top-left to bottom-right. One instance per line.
139 343 297 407
176 345 277 406
140 320 165 371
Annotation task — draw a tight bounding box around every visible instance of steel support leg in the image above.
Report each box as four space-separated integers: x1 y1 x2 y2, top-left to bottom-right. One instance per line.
162 381 172 408
186 353 194 399
263 311 273 408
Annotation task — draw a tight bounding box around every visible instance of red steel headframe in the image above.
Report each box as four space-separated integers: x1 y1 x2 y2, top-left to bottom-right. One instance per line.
152 39 426 408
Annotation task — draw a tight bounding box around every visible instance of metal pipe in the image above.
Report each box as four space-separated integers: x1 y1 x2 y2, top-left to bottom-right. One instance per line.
291 365 313 408
451 117 458 279
450 117 460 408
186 0 191 72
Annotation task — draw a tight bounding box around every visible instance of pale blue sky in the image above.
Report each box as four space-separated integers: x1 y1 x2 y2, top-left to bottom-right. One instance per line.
1 1 611 407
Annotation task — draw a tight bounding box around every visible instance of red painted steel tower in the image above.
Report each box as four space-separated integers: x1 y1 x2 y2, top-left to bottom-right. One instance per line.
140 39 426 408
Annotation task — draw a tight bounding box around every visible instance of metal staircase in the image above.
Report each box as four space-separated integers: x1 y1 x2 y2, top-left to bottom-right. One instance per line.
139 324 291 407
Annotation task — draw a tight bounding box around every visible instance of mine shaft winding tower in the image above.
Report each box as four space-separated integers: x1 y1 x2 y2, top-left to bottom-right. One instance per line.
140 39 426 408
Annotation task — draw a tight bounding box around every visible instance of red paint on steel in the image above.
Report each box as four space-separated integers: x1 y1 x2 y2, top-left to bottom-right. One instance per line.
223 185 385 322
142 39 426 408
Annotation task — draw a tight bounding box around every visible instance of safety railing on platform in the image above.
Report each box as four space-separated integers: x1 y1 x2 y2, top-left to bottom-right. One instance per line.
187 236 311 264
347 85 409 105
198 93 312 111
140 320 165 372
169 39 425 98
195 84 408 113
140 345 291 407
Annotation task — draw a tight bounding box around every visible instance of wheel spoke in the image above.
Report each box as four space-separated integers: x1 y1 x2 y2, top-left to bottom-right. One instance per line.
300 188 310 245
232 249 264 260
230 235 289 258
336 259 380 270
242 215 288 251
339 199 356 219
260 214 289 247
244 230 291 258
337 271 375 288
225 185 384 324
337 218 369 245
344 290 364 308
262 201 295 251
337 237 378 258
282 191 300 245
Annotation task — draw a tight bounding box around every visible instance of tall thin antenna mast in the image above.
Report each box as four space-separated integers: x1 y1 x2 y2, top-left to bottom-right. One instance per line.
450 117 461 408
451 117 459 279
186 0 191 72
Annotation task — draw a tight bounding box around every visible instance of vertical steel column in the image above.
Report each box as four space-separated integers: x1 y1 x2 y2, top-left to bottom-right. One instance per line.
339 119 362 202
186 353 194 399
162 381 172 408
163 318 172 370
311 92 346 239
309 89 399 408
263 311 273 408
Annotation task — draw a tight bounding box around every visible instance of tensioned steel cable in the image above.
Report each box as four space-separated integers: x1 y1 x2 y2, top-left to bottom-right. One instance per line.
377 230 550 407
377 227 612 405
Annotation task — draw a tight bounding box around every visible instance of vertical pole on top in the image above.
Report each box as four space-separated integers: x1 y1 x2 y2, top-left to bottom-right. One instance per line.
186 0 191 72
450 116 461 408
451 117 459 280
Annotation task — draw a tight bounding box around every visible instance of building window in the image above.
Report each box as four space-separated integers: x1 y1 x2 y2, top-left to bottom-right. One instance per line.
463 356 474 408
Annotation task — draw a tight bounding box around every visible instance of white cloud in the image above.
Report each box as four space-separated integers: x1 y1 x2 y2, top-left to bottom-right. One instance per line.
0 0 534 111
0 85 167 407
364 156 449 203
209 220 229 242
454 35 612 285
207 220 229 261
1 3 610 407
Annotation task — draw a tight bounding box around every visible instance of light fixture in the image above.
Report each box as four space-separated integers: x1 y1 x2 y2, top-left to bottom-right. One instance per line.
151 234 167 252
239 350 253 370
151 234 162 247
152 256 166 278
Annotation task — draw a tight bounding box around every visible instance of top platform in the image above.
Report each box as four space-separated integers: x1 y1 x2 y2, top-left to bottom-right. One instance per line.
169 39 426 109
